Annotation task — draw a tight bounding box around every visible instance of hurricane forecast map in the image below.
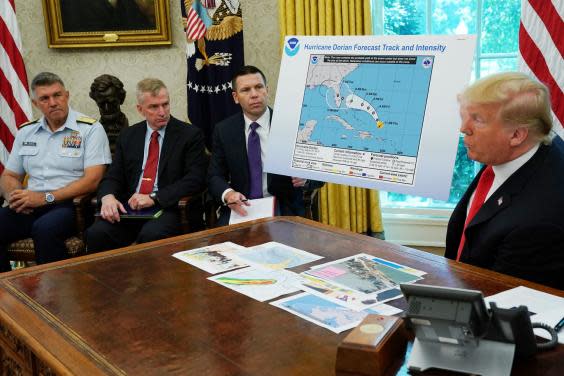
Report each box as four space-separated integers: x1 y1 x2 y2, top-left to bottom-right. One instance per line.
268 35 476 200
293 54 433 185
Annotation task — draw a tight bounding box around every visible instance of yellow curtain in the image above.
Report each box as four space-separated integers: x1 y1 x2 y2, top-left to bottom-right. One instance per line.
278 0 383 235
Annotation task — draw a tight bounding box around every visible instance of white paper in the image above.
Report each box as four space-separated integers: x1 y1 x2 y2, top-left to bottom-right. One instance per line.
270 292 402 333
208 267 300 302
485 286 564 344
233 241 323 271
172 242 248 274
229 196 275 224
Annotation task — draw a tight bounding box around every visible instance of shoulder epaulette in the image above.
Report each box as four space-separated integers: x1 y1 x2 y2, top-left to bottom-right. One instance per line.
76 116 97 125
18 119 39 128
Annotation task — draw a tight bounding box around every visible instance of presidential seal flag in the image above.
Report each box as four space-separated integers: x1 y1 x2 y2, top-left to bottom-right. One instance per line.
181 0 244 149
519 0 564 138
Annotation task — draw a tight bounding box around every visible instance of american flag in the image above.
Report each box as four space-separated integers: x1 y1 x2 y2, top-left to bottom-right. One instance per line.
519 0 564 138
185 0 212 41
0 0 32 175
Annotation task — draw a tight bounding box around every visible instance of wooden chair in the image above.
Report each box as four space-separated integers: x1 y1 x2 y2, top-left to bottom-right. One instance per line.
178 192 208 233
303 188 319 221
4 194 93 267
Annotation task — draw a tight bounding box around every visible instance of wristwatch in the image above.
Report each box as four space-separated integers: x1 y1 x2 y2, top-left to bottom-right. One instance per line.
45 192 55 204
149 192 158 203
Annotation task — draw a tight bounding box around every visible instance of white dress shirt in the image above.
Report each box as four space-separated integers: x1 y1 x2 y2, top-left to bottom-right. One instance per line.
467 143 540 211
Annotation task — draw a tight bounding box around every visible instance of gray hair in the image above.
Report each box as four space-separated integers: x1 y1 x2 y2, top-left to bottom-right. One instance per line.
136 78 167 104
30 72 65 98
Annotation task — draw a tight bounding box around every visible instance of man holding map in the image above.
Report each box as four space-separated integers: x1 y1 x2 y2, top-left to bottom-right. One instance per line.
445 72 564 289
208 65 323 225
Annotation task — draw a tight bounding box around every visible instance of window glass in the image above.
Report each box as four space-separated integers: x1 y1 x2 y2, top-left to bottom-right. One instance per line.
431 0 476 35
480 57 519 77
384 0 426 35
481 0 521 54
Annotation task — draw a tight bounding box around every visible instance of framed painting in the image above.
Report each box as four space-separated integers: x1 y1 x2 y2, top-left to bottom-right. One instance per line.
41 0 171 48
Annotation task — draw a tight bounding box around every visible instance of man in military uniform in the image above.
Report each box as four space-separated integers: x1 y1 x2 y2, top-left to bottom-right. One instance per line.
0 72 111 271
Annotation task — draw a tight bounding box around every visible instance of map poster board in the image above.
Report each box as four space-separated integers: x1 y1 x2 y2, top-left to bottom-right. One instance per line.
265 35 476 200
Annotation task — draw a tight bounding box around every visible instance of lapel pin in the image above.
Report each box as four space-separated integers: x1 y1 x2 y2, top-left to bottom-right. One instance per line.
497 197 503 206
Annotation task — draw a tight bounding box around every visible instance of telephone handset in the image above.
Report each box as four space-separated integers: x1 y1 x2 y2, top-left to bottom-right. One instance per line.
487 302 559 357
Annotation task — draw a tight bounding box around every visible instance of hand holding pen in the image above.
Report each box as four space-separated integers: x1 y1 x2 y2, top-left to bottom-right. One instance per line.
224 191 250 216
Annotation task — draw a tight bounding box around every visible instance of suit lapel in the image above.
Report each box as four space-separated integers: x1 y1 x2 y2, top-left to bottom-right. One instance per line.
468 143 548 228
158 118 180 177
232 113 249 183
131 124 147 187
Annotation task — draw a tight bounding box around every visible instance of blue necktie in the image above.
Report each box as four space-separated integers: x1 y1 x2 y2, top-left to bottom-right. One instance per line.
248 122 263 199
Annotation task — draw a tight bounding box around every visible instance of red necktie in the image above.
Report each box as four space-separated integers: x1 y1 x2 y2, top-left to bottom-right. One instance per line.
139 131 159 194
456 166 495 261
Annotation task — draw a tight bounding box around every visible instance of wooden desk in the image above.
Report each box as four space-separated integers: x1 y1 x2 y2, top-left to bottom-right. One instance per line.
0 217 562 375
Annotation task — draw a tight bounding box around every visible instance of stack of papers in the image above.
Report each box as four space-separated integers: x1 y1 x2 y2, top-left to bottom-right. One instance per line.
173 242 425 333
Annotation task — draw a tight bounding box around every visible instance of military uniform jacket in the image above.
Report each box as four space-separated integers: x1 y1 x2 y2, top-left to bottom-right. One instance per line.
6 108 111 192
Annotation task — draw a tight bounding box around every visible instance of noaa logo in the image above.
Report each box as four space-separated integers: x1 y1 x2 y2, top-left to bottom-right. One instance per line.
285 37 300 57
311 56 319 64
422 57 433 68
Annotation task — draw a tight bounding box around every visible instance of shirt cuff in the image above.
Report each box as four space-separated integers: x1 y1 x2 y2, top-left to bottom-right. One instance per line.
221 188 234 204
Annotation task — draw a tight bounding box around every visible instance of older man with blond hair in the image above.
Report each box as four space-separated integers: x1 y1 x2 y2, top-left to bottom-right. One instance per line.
445 72 564 289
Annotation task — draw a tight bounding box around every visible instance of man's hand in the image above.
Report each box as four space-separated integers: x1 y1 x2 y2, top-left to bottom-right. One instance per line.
224 191 250 216
128 193 155 210
8 189 44 213
292 177 307 188
100 194 126 223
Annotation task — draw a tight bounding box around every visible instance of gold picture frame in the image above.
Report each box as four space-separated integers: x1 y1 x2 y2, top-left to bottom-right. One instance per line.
42 0 171 48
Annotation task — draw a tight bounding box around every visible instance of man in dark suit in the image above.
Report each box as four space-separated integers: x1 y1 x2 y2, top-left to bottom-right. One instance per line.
445 72 564 289
208 65 323 225
86 78 207 252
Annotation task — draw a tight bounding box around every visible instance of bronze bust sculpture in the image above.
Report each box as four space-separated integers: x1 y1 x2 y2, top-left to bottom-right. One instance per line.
89 74 129 153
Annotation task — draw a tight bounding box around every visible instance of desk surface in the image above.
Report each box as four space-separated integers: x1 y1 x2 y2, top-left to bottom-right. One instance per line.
0 217 562 375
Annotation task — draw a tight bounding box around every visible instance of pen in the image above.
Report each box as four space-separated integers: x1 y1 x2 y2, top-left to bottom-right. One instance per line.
555 316 564 333
224 199 249 207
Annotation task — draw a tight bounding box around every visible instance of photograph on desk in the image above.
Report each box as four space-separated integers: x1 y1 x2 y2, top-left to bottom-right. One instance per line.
297 273 397 311
172 242 248 274
304 254 425 302
271 292 402 333
232 241 323 271
208 268 301 302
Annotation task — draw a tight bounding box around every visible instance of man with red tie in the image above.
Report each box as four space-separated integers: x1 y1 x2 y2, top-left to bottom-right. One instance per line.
86 78 207 252
445 72 564 289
